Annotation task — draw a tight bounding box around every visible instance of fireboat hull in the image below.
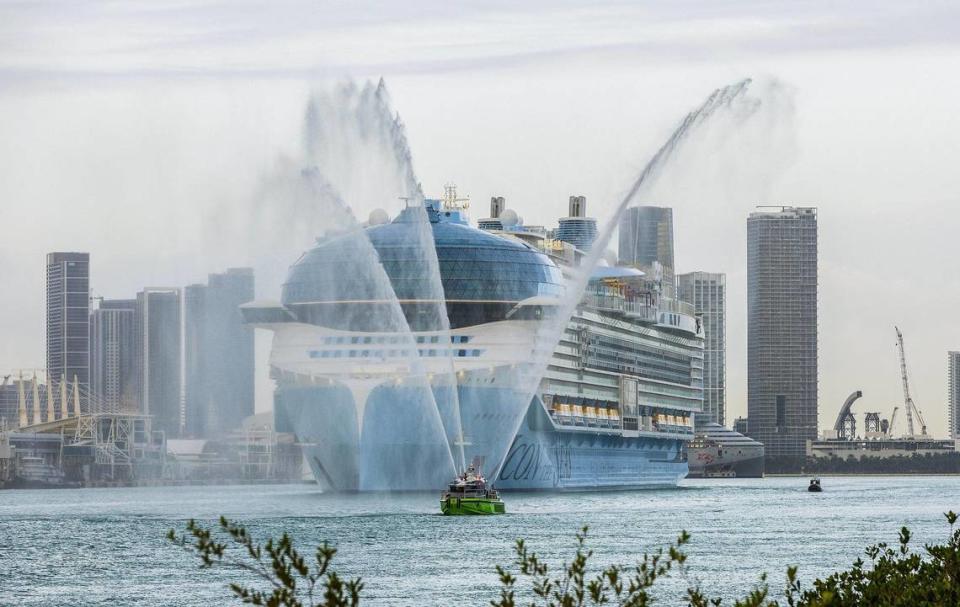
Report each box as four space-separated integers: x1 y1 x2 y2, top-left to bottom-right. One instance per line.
440 495 506 515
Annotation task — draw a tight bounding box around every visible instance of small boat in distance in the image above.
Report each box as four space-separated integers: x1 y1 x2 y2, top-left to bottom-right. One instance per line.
808 478 822 492
440 461 505 515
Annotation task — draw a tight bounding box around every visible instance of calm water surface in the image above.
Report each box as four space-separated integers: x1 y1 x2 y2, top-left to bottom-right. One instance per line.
1 476 958 606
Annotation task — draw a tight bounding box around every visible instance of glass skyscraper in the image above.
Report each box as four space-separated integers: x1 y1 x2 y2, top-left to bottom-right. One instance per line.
135 288 182 438
183 268 255 438
618 206 675 295
746 207 818 460
89 299 138 412
46 252 90 411
678 272 726 426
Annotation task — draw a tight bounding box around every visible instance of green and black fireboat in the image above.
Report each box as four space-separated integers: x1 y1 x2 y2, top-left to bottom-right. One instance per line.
440 462 505 515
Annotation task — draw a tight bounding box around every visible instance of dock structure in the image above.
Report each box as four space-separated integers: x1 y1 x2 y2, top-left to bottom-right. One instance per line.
9 371 163 485
4 370 301 488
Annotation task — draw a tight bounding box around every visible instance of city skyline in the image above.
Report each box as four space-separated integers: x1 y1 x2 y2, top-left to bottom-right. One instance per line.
1 1 959 436
7 194 959 440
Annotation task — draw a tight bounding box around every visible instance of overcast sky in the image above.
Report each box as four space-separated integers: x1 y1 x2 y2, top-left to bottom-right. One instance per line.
1 1 958 434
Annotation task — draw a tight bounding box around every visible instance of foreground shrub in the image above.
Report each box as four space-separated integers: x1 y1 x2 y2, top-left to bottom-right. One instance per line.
168 512 960 606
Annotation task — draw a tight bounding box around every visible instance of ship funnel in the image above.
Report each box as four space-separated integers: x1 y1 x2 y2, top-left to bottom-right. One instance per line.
569 195 587 218
490 196 505 219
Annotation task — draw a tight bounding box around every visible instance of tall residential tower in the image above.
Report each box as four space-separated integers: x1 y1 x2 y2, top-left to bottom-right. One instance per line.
746 207 818 461
949 351 960 440
89 299 138 411
135 288 182 438
183 268 255 437
678 272 726 425
46 252 90 410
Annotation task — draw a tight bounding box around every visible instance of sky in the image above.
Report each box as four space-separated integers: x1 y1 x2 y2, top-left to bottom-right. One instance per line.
1 1 959 435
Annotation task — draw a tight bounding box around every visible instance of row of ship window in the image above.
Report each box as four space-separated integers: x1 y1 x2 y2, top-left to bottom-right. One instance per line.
309 348 484 359
550 405 694 432
317 335 472 345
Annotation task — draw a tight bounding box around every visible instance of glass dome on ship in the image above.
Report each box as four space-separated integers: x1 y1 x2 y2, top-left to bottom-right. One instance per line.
243 194 564 492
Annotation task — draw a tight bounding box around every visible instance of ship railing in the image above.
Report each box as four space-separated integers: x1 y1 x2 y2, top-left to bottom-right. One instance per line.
652 422 695 435
550 410 623 430
658 297 697 317
580 292 659 322
550 411 696 436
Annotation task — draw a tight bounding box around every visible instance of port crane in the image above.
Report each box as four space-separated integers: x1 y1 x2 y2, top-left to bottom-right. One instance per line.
895 327 927 437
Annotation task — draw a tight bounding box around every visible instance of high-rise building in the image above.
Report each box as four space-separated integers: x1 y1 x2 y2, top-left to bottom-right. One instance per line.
183 283 207 436
555 196 598 251
89 299 137 411
949 351 960 440
183 268 255 437
135 288 182 438
618 206 675 294
46 252 90 410
678 272 726 426
733 417 749 435
746 206 818 460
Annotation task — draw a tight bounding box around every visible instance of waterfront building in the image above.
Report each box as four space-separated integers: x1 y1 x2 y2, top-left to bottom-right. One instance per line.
950 351 960 440
678 272 726 425
89 299 137 411
135 288 182 438
807 436 955 460
554 196 598 251
46 252 90 410
746 206 818 461
618 206 675 295
183 269 255 438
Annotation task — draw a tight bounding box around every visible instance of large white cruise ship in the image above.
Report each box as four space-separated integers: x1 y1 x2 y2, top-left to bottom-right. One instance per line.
243 193 704 491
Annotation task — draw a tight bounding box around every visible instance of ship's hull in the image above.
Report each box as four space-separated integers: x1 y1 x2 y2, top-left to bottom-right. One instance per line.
686 455 764 479
278 379 688 492
440 496 505 515
275 378 539 492
496 402 688 491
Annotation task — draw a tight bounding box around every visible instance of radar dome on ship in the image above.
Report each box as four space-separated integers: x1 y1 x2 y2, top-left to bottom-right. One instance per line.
368 208 390 225
499 208 520 227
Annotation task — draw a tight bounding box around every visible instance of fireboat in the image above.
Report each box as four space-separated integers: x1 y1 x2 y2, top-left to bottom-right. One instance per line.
440 461 505 515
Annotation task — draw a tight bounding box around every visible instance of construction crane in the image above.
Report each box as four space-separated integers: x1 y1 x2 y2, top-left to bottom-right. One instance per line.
895 326 927 437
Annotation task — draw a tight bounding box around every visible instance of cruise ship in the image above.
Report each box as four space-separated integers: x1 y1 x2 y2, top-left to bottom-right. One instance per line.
686 422 765 478
244 190 704 491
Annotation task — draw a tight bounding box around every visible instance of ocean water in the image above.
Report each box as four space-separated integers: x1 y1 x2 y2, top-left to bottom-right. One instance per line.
1 476 958 606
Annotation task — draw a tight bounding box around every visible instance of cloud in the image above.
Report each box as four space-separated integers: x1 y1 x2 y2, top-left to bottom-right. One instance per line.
1 1 959 83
